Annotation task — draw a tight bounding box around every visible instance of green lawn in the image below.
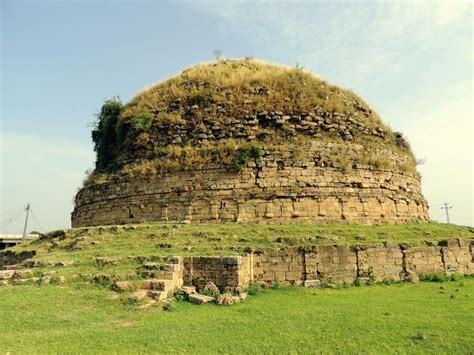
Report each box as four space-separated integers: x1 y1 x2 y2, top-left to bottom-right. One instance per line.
1 279 473 353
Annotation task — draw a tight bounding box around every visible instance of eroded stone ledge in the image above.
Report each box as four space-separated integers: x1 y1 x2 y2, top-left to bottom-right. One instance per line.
182 238 473 290
72 160 428 227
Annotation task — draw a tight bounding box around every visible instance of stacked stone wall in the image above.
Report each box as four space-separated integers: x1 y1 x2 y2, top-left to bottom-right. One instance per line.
356 244 404 282
312 245 358 284
252 247 304 284
118 106 391 167
183 256 246 290
403 245 444 281
177 239 473 291
72 144 428 227
2 239 472 291
440 239 474 275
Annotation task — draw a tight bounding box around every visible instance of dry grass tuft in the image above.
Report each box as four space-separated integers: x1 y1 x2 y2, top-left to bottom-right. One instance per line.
122 58 383 129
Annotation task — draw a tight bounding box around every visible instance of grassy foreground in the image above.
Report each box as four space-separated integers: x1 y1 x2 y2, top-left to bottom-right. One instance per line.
1 279 473 353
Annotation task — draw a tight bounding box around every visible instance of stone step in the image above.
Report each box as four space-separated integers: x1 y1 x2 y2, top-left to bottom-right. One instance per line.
141 279 174 292
188 293 214 305
140 270 176 279
0 270 14 280
3 265 18 271
128 255 182 265
147 290 167 301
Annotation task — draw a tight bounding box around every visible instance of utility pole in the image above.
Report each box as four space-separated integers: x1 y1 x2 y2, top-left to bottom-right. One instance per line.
22 203 30 241
441 203 452 224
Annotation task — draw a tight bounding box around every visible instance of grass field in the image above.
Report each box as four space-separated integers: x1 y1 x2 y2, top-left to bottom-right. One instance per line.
2 222 472 353
1 279 473 353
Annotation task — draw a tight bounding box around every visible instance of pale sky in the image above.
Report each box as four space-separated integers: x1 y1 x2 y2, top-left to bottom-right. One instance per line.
1 0 472 233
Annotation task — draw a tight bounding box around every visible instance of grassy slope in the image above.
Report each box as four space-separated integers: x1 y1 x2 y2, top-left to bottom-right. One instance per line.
8 222 473 282
1 280 473 353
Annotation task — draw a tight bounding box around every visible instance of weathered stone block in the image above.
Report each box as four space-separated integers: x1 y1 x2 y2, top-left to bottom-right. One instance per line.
188 294 214 305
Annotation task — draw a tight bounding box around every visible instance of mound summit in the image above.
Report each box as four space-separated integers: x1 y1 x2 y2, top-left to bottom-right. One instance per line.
72 58 428 227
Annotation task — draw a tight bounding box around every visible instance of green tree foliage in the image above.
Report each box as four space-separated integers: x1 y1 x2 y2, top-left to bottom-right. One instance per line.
91 98 124 172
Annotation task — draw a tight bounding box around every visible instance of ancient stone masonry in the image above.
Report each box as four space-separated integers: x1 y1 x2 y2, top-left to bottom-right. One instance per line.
2 239 472 291
0 250 36 269
183 256 245 290
179 239 473 290
116 107 389 168
74 59 429 227
73 143 428 227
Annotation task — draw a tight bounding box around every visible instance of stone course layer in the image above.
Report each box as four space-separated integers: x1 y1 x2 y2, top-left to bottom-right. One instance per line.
73 143 428 227
182 239 474 290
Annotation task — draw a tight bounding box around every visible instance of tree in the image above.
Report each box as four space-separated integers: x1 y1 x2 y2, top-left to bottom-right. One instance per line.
91 98 124 172
213 49 224 61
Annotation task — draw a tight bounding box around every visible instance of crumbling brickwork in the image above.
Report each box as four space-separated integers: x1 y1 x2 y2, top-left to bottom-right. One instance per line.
251 247 304 284
356 243 404 282
175 239 473 291
2 239 472 291
75 59 429 227
72 143 428 227
183 256 245 290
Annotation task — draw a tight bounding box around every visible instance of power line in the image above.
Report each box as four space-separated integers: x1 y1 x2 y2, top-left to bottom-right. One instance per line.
30 208 47 232
0 208 24 218
1 210 25 224
0 210 25 228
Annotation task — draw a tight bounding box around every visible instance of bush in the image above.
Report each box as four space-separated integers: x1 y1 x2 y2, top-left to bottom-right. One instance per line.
234 145 263 171
154 147 168 158
172 291 186 302
162 299 176 312
200 288 219 299
394 132 411 150
131 111 154 133
272 277 282 290
91 98 124 172
90 274 114 288
419 273 463 282
91 99 157 175
247 282 262 296
380 279 400 286
419 273 447 282
369 274 377 284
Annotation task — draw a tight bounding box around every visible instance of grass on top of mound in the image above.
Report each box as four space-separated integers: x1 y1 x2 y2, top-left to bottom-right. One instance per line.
7 222 472 281
84 58 419 187
125 58 385 129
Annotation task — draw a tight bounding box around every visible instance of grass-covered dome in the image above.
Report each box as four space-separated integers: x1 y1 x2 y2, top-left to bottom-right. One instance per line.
86 58 416 185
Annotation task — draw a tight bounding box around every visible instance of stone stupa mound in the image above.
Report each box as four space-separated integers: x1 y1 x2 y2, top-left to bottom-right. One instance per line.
72 58 428 227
